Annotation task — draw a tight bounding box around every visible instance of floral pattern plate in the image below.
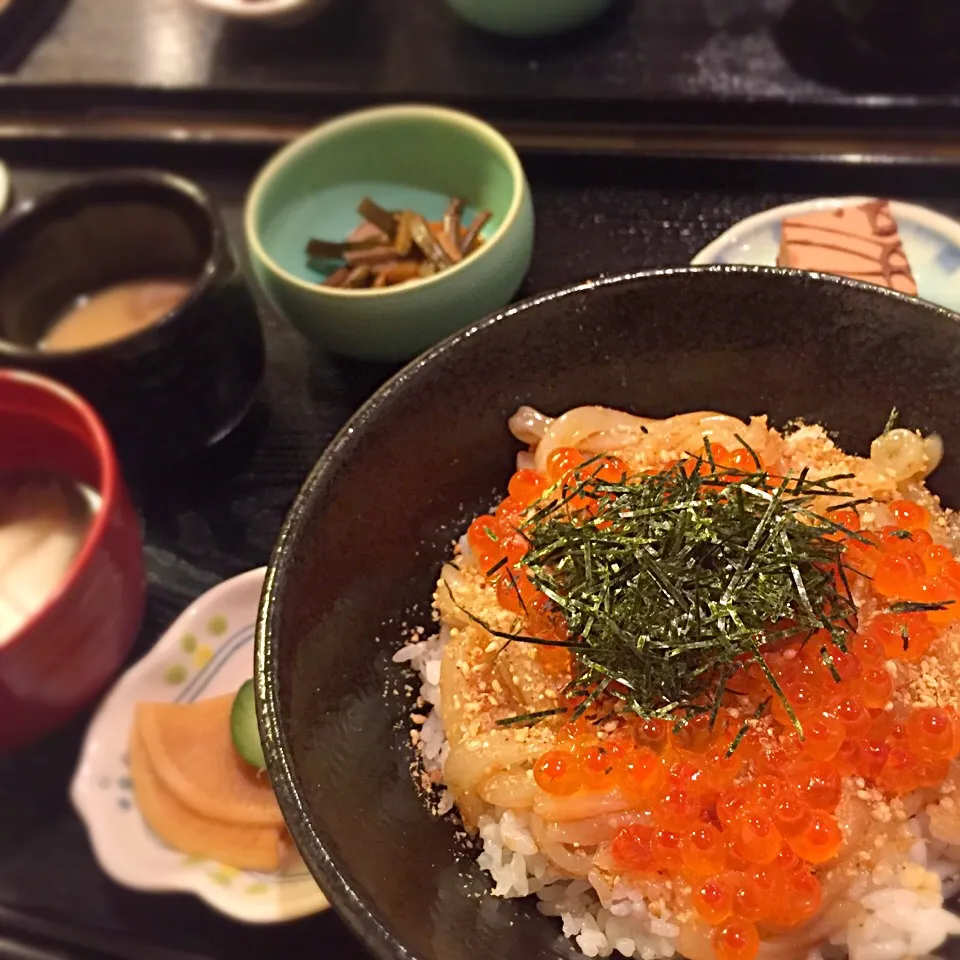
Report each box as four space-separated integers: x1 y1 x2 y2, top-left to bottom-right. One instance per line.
70 567 328 923
691 197 960 315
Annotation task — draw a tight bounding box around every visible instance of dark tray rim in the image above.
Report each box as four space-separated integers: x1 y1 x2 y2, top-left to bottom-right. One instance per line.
4 80 960 158
2 106 960 167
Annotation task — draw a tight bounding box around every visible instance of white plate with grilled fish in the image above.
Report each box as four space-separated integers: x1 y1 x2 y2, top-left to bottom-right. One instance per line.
692 197 960 314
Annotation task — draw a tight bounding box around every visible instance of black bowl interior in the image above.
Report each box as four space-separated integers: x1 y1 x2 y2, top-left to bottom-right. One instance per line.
259 267 960 960
0 174 211 348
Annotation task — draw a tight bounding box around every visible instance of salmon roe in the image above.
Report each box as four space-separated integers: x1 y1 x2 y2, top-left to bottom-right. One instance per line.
533 750 581 795
712 917 760 960
494 462 960 960
692 876 733 924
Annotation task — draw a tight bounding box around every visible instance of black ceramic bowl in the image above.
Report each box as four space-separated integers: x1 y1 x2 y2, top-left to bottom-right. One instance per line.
0 170 265 464
258 267 960 960
829 0 960 65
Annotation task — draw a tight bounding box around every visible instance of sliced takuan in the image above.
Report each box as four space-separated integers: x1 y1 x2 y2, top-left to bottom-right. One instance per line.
129 724 283 872
134 694 283 827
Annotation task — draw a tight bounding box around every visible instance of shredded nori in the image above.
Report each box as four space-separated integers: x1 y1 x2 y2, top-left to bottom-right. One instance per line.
497 452 866 730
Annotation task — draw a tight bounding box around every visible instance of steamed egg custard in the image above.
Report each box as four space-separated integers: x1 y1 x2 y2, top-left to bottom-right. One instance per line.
0 471 96 645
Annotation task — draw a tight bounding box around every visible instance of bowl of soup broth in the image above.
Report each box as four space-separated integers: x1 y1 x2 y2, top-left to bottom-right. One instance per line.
0 370 145 754
0 171 265 465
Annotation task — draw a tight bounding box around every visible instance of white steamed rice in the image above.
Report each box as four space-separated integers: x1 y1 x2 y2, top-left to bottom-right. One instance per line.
394 632 960 960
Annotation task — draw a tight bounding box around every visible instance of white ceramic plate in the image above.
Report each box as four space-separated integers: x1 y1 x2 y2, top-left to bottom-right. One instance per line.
692 197 960 315
70 567 328 923
189 0 331 24
0 161 11 215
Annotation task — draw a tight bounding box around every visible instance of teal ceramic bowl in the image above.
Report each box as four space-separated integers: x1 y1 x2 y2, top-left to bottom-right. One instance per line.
444 0 617 37
244 105 535 362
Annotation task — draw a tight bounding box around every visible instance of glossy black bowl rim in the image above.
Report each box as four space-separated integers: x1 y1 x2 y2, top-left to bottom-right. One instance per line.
255 264 960 960
0 168 229 361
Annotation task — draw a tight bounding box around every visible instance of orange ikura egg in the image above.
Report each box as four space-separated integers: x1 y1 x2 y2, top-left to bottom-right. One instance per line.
732 813 782 865
927 579 960 626
828 694 871 739
849 631 884 667
611 825 654 873
749 775 787 813
668 759 707 792
780 869 823 927
493 496 526 529
729 871 774 924
789 761 842 810
533 750 582 795
636 717 669 752
898 615 938 663
545 447 586 483
771 683 818 725
681 823 727 876
656 786 702 831
745 866 784 916
832 739 860 777
590 455 628 484
917 757 951 788
670 713 714 756
831 650 863 685
877 748 921 795
941 560 960 593
907 707 956 760
867 707 894 741
729 447 764 472
890 500 930 530
579 743 623 789
619 747 663 799
538 643 573 676
787 811 842 863
799 712 845 762
773 844 800 872
844 534 881 577
772 794 813 839
825 508 861 542
754 738 802 777
712 917 760 960
467 514 504 567
888 719 911 749
507 469 547 505
495 570 542 615
922 544 954 575
691 876 733 925
859 667 893 709
702 749 741 793
855 740 891 780
873 554 924 599
653 829 684 871
716 787 748 827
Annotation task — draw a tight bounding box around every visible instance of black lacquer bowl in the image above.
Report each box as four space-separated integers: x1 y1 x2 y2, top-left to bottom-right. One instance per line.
0 171 265 465
258 267 960 960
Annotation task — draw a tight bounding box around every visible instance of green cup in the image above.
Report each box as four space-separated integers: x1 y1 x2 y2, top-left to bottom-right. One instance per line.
444 0 617 37
244 105 535 362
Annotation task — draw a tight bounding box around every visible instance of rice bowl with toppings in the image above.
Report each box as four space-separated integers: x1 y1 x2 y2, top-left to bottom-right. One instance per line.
394 404 960 960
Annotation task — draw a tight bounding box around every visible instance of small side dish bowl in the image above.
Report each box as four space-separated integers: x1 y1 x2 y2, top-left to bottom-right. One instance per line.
245 105 534 362
0 370 145 755
257 267 960 960
443 0 617 37
188 0 331 26
72 567 328 923
0 171 265 465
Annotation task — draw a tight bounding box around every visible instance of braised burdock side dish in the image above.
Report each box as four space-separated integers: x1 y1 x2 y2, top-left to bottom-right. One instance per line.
395 406 960 960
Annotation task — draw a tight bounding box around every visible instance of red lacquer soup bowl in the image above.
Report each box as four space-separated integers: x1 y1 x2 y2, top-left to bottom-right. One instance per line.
0 370 145 754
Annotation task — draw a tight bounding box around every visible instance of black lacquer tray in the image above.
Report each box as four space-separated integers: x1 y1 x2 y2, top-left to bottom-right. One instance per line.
2 141 960 960
8 0 960 146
